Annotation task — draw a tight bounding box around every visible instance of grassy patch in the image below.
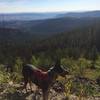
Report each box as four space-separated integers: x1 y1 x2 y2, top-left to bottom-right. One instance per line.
84 69 100 80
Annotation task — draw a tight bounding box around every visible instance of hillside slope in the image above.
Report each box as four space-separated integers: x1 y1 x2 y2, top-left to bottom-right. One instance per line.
0 17 100 37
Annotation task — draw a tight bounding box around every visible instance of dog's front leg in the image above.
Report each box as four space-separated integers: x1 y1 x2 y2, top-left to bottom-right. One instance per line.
42 90 49 100
23 80 28 93
29 81 33 92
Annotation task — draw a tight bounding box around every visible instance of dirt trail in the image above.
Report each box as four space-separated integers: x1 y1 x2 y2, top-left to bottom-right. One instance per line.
0 82 100 100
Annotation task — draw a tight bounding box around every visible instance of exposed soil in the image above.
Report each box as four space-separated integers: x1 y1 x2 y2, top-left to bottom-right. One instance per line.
0 82 100 100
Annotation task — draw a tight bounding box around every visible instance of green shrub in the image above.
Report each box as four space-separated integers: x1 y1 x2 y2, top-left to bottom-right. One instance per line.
14 57 23 73
0 71 10 83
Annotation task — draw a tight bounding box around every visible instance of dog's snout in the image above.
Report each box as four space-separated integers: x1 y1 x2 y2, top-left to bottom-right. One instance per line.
65 70 69 74
63 69 70 75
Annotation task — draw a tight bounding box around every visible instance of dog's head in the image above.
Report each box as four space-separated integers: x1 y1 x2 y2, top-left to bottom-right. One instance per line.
54 59 69 77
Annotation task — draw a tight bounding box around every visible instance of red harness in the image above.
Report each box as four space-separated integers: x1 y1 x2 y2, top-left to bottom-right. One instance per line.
33 69 49 81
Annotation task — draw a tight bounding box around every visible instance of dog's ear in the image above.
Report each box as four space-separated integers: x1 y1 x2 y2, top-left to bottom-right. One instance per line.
55 59 61 67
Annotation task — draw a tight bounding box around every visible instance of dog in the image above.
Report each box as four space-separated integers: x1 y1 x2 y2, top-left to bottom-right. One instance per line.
22 60 68 100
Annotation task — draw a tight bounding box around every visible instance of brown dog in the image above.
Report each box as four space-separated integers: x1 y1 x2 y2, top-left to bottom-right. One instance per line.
22 61 68 100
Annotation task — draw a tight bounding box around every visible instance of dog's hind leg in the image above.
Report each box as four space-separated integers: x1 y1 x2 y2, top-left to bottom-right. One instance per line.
23 78 28 93
42 90 49 100
29 80 33 92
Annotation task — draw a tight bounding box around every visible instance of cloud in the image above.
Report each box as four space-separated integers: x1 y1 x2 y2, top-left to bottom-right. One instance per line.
0 0 100 13
0 0 30 3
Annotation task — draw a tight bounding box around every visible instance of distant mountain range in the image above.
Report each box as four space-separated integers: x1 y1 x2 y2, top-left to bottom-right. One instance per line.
0 12 61 21
57 11 100 18
0 10 100 41
0 11 100 21
0 17 100 37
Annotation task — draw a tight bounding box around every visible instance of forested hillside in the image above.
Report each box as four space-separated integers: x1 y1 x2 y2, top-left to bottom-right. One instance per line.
37 22 100 58
0 17 100 36
0 19 100 63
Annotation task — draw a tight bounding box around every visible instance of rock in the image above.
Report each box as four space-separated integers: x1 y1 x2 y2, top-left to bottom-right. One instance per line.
8 81 13 86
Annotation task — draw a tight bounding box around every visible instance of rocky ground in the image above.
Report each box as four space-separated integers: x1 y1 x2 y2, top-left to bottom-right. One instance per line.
0 81 100 100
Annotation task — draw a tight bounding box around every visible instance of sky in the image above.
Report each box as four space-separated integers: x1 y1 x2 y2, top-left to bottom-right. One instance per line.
0 0 100 13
